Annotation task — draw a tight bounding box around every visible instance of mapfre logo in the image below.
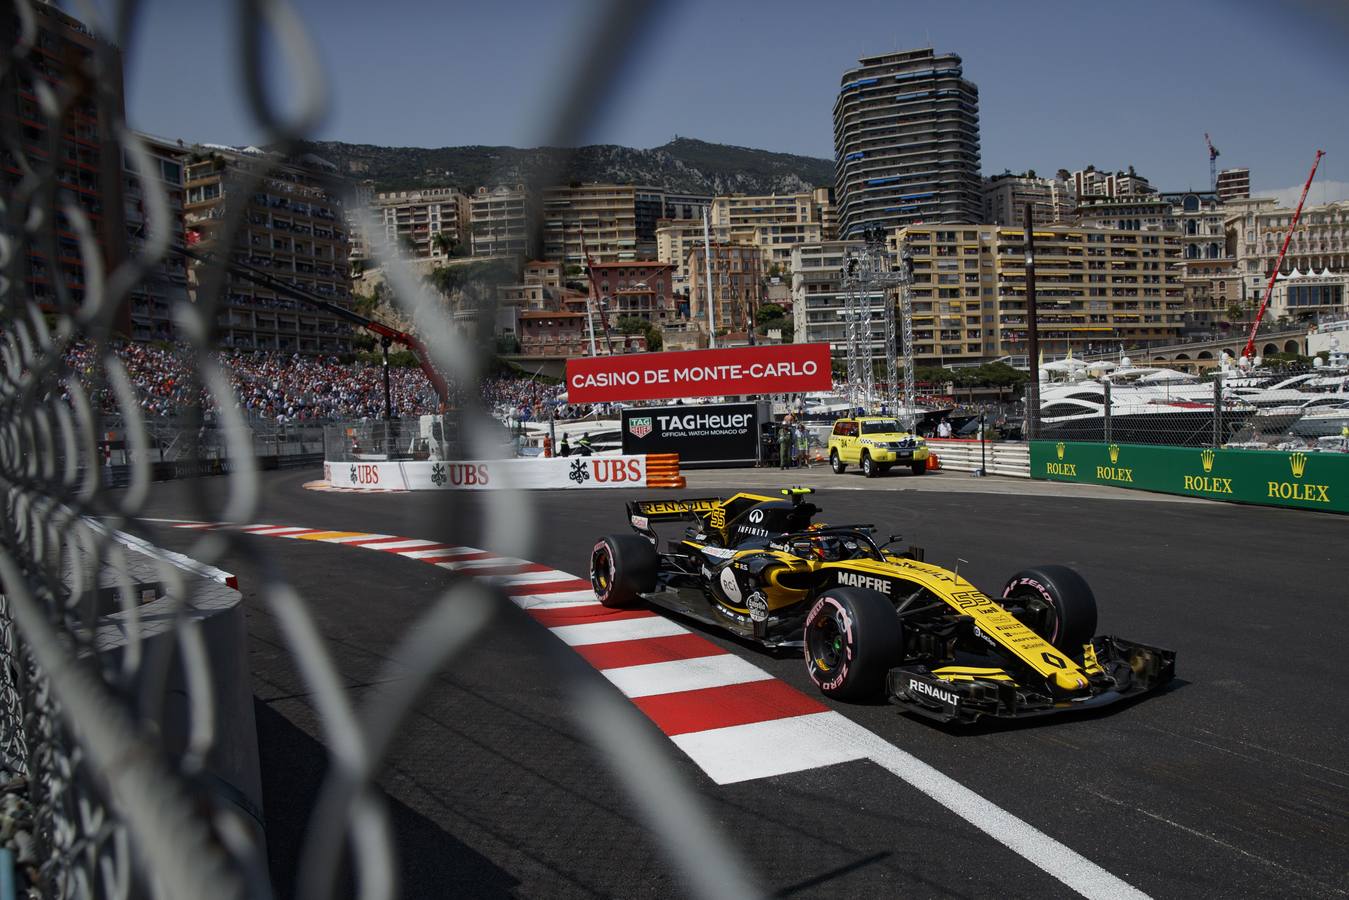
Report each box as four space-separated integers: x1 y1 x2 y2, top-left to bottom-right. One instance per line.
628 416 653 439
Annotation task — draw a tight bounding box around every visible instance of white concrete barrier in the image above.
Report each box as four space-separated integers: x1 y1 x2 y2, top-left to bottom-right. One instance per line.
324 455 654 490
926 440 1031 478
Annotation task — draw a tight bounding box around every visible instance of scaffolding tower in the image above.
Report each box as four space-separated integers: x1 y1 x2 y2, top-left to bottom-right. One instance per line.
839 230 911 419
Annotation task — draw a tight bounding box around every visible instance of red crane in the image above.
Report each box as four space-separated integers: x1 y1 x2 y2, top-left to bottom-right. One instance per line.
1242 149 1326 360
1205 133 1220 193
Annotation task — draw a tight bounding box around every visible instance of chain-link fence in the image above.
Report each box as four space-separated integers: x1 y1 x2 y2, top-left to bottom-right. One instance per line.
1 1 762 897
1034 361 1349 451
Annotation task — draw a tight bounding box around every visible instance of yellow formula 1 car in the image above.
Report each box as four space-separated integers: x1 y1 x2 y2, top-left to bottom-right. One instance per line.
590 488 1174 723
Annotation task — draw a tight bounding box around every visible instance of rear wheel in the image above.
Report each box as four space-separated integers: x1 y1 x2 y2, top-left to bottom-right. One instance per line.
1001 565 1098 653
910 461 926 476
804 587 903 700
861 452 878 478
830 450 846 474
591 534 658 608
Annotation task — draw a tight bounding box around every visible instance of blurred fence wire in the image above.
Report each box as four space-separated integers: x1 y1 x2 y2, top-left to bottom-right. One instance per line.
0 0 760 897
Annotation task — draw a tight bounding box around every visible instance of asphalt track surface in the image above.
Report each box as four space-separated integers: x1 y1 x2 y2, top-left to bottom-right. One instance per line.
136 466 1349 899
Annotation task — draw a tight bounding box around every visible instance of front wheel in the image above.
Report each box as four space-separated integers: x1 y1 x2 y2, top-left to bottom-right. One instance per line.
591 533 658 608
804 587 903 700
1001 565 1098 653
830 450 846 474
910 461 926 476
861 453 878 478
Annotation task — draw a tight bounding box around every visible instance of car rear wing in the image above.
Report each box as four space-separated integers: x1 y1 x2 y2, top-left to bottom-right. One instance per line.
625 497 724 534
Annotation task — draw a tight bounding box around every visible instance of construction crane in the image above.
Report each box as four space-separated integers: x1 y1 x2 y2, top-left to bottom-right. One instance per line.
1243 149 1325 359
1205 133 1220 193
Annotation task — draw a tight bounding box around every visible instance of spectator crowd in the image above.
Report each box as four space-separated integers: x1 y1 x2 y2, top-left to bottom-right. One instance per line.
58 341 593 424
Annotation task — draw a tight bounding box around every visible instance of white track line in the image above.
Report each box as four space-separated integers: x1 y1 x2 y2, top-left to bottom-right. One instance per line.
246 526 314 536
549 615 687 647
602 654 773 699
848 721 1148 899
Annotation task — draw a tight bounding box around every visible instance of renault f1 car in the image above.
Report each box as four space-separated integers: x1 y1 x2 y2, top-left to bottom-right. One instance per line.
590 489 1174 723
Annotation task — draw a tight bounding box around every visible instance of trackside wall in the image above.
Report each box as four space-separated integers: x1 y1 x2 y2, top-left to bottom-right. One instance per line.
1030 441 1349 514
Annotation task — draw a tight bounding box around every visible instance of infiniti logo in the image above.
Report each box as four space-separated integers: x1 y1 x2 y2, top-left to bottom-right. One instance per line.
748 508 764 523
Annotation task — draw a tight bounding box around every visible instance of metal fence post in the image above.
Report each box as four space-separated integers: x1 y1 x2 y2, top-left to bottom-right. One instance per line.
1103 381 1112 446
1212 372 1223 448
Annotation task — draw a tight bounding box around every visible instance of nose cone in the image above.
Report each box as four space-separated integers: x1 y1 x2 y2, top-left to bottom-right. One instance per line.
1054 670 1088 692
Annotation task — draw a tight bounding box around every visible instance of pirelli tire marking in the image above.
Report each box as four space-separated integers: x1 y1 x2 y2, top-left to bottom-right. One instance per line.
805 595 854 694
1002 575 1060 643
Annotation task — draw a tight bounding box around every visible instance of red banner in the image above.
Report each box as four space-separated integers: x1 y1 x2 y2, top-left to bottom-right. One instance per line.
566 344 833 403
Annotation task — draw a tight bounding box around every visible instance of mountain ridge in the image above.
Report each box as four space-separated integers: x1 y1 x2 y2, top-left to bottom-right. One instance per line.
292 137 835 196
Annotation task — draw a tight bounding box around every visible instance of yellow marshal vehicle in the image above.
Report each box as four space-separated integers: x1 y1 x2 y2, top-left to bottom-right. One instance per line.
827 416 930 477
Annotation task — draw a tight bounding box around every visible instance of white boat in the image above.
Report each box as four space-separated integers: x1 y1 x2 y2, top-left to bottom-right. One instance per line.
1036 380 1254 447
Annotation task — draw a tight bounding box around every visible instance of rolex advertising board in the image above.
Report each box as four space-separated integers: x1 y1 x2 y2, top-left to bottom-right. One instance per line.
621 402 767 466
1030 441 1349 514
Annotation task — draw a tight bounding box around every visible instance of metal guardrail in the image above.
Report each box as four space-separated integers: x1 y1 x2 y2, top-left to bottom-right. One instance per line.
1 2 760 898
927 439 1031 477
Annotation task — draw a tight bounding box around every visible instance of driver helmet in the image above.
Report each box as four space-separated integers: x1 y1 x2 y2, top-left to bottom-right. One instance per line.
803 523 842 561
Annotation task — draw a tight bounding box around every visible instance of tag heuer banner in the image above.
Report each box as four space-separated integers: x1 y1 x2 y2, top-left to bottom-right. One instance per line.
622 402 767 466
567 344 832 403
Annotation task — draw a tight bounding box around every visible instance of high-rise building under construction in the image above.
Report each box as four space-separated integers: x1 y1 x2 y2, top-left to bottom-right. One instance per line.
832 48 983 237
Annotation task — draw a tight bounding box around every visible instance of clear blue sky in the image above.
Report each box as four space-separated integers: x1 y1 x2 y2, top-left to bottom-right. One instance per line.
99 0 1349 203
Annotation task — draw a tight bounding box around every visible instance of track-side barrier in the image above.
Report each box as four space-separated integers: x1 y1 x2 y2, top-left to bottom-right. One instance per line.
323 453 685 491
1031 440 1349 514
644 453 687 489
925 440 1030 477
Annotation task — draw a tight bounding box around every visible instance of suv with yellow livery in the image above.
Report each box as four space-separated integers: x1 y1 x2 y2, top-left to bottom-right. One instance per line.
828 416 929 477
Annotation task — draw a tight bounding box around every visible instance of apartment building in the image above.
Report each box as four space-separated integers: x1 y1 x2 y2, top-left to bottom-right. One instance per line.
370 187 470 259
891 225 1186 364
3 2 131 333
183 147 353 354
656 219 731 292
687 244 763 334
833 48 983 237
1269 269 1347 320
1076 194 1172 232
663 192 712 221
710 188 834 270
1070 168 1155 198
790 241 890 357
1176 257 1243 332
541 183 665 264
1159 191 1227 261
125 134 190 342
523 259 563 290
1227 198 1349 309
588 260 675 323
470 184 533 258
982 173 1074 227
1216 168 1250 202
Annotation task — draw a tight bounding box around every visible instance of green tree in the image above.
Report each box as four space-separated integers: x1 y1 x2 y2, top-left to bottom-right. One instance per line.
755 302 785 327
615 315 648 335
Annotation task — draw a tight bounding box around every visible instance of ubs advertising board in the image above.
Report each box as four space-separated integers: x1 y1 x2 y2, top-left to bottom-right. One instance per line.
622 402 767 466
